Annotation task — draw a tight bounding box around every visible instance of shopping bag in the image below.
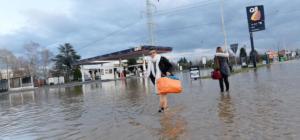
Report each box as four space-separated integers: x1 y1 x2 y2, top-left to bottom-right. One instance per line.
157 77 182 94
167 75 179 80
211 70 222 80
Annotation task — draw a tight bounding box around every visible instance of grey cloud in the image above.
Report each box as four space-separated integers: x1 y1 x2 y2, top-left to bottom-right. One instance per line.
0 0 300 60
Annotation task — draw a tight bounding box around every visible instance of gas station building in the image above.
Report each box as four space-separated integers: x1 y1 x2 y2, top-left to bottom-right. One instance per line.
74 45 172 82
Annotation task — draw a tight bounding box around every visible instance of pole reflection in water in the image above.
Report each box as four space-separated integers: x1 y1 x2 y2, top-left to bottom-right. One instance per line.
9 91 36 106
266 64 271 71
158 107 187 140
218 93 236 139
253 68 258 81
141 77 150 95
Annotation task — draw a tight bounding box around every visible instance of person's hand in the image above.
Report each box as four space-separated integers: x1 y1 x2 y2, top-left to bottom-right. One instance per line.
166 72 171 76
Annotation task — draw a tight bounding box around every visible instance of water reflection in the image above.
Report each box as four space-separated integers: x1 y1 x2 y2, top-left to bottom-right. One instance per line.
218 93 236 138
218 93 234 123
158 107 187 140
266 64 271 71
9 91 36 106
253 68 258 81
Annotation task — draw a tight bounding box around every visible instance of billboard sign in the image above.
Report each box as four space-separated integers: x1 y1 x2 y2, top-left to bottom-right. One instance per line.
246 5 265 32
202 57 207 65
190 66 200 79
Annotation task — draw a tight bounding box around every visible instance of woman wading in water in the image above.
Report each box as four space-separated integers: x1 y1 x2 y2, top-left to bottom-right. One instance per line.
147 48 173 113
214 47 230 92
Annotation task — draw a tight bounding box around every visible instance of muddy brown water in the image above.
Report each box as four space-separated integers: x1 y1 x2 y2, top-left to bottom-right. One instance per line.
1 60 300 140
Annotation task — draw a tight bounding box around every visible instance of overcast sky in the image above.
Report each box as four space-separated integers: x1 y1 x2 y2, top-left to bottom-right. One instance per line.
0 0 299 61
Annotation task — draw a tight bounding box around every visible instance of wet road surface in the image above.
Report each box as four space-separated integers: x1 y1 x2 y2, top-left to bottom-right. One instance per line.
0 60 300 140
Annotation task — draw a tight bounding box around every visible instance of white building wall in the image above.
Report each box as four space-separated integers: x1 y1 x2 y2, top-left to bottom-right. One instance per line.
80 61 120 81
0 69 13 79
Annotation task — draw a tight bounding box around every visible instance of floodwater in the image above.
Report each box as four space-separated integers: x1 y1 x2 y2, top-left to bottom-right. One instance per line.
1 60 300 140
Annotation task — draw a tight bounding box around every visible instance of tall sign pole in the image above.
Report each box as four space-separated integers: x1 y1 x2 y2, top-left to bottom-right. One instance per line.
246 5 265 68
249 32 256 67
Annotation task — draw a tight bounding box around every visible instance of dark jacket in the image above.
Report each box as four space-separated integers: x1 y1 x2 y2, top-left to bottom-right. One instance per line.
149 56 173 84
214 56 230 76
158 56 173 76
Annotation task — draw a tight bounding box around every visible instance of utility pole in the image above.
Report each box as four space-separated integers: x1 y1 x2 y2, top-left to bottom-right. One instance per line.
146 0 155 45
143 0 155 77
220 0 228 52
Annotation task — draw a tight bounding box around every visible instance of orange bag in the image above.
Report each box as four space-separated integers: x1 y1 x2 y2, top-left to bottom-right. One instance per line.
157 77 183 94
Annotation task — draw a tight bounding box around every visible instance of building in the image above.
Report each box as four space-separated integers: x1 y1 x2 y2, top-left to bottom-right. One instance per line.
74 45 172 82
278 49 292 61
0 68 34 91
266 50 279 61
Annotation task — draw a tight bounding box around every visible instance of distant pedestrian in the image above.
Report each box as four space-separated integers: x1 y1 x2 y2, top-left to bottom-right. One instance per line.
147 48 173 113
214 47 230 92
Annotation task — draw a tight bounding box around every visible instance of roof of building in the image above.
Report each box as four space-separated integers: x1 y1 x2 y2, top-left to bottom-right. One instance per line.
74 45 172 65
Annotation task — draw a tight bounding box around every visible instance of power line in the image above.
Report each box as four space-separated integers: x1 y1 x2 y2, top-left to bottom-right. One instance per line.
77 18 144 51
69 1 300 52
156 22 218 32
47 0 226 51
154 0 219 16
77 7 300 51
155 0 219 14
129 22 220 46
42 20 143 51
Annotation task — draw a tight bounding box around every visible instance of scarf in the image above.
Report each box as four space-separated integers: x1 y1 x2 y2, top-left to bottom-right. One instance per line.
147 54 162 80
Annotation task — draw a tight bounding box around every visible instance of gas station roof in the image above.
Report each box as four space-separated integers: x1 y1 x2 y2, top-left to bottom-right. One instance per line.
74 45 172 65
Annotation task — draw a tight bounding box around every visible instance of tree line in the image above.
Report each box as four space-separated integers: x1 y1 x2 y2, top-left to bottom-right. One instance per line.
0 42 81 83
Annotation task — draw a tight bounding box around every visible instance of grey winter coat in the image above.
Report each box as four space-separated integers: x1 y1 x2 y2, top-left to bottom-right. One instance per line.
214 56 230 76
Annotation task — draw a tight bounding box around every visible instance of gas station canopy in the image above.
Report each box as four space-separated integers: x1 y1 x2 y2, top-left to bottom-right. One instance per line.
74 45 172 65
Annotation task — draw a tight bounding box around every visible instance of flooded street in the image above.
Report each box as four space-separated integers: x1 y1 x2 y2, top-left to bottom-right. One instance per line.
1 61 300 140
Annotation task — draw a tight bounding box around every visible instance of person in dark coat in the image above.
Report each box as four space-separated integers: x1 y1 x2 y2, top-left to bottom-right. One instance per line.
147 48 173 113
214 47 230 92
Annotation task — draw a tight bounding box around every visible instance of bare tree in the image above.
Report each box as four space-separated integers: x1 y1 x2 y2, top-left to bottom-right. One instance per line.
0 48 18 79
23 41 40 78
40 48 53 79
15 56 31 77
0 49 17 64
